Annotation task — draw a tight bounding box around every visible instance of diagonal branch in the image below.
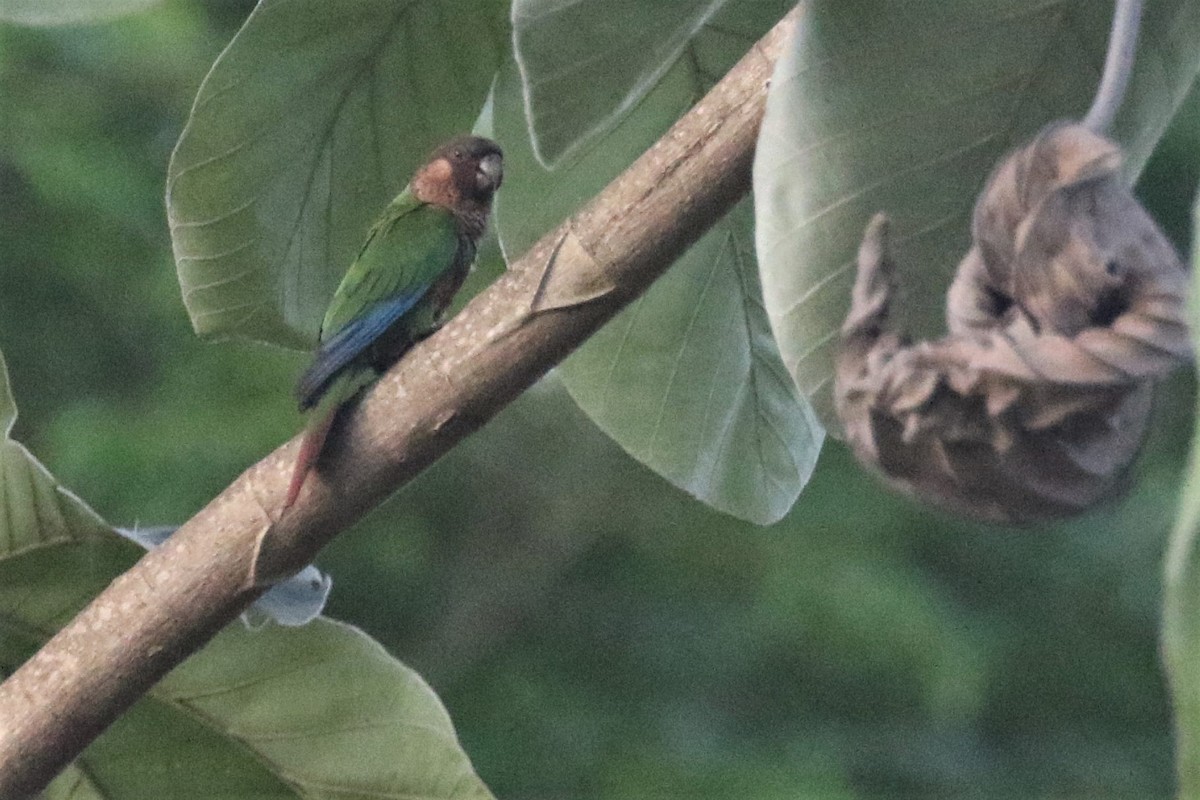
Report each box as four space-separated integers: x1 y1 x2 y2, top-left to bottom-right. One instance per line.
0 8 799 796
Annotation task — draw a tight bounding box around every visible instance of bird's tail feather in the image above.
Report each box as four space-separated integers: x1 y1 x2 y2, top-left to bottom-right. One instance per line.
284 410 337 508
284 369 373 508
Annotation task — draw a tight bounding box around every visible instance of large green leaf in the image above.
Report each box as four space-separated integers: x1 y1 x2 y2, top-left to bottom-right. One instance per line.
510 0 729 167
0 352 492 799
1163 206 1200 799
0 0 159 26
496 0 821 525
755 0 1200 429
167 0 506 348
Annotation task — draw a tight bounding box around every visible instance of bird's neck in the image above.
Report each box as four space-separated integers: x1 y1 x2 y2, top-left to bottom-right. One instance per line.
412 167 491 241
452 202 491 241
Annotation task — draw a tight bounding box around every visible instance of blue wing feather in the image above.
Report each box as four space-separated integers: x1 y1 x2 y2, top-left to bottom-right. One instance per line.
296 287 429 409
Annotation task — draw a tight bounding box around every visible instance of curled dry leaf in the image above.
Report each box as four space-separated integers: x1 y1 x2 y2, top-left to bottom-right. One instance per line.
835 123 1190 523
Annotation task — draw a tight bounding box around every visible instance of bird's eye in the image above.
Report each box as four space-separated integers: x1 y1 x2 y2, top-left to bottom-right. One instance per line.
453 149 464 159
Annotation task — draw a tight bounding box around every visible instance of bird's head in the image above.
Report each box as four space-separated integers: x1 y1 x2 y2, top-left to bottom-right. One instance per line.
412 135 504 213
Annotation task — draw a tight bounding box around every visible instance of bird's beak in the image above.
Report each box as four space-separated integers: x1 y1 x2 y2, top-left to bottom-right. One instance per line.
477 153 504 191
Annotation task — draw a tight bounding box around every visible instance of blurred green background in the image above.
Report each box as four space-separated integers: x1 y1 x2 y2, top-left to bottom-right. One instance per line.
1 2 1197 797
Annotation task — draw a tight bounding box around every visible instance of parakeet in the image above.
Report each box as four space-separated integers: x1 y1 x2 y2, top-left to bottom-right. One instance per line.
285 135 504 507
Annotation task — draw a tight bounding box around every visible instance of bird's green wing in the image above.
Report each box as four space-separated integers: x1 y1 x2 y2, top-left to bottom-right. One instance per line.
319 187 460 341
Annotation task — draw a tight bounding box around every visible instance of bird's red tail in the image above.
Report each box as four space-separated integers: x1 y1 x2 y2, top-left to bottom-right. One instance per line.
283 410 337 509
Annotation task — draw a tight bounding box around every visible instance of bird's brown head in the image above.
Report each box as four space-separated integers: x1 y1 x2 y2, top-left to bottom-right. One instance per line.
412 135 503 238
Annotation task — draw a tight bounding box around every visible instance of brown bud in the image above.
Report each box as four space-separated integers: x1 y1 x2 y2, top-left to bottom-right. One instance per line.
836 123 1190 524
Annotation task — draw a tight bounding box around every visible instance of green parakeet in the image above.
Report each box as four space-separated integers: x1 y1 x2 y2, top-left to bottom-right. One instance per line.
286 135 504 507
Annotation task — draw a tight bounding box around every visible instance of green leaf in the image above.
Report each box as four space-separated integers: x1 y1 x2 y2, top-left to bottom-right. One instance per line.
161 620 493 800
0 352 112 556
0 352 492 799
510 0 729 167
44 764 104 799
496 0 821 525
0 0 159 26
167 0 507 348
1163 205 1200 798
754 0 1200 429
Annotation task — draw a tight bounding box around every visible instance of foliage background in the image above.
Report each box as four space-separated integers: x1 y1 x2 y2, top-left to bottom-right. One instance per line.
1 1 1197 797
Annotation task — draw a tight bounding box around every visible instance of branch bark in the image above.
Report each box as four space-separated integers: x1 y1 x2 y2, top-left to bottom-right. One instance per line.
0 8 799 796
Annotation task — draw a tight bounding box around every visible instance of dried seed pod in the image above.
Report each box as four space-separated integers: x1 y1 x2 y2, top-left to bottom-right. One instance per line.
835 123 1190 523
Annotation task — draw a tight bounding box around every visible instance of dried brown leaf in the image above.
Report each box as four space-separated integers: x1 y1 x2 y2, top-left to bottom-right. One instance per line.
836 124 1190 523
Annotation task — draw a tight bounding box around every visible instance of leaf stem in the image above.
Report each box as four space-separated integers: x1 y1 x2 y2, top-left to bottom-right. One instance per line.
1083 0 1143 133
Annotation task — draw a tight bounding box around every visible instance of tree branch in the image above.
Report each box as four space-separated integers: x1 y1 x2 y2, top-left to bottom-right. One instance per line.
0 8 799 796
